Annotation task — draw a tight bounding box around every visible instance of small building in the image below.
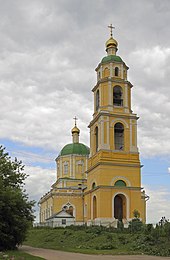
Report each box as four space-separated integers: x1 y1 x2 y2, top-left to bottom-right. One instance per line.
46 210 75 227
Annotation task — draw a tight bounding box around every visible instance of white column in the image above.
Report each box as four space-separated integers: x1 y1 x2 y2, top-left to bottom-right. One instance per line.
108 81 112 107
60 158 62 177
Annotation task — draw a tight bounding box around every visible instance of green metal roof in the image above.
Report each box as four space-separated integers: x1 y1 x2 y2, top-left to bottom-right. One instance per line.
101 55 122 63
60 143 90 156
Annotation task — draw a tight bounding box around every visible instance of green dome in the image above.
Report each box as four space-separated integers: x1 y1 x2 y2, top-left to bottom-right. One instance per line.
101 55 122 63
60 143 90 156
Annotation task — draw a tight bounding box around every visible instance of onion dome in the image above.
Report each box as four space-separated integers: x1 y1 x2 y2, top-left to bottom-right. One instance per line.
60 143 90 156
106 37 118 49
101 55 122 64
105 36 118 55
71 125 80 134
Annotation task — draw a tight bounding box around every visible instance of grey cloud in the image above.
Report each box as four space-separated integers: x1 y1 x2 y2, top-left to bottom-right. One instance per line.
0 0 170 157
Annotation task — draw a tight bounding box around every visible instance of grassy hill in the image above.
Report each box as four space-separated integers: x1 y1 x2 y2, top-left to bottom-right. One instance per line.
24 222 170 257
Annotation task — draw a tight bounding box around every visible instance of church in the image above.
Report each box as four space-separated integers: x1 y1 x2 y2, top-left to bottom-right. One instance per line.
39 26 148 227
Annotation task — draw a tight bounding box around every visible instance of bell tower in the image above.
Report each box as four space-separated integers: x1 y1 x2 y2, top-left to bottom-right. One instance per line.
84 26 147 225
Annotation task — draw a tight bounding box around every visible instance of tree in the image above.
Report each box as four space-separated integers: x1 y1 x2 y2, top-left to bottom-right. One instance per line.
129 209 143 233
0 146 35 250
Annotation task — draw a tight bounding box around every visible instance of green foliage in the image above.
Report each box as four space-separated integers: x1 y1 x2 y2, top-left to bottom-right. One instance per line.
0 250 44 260
128 218 143 233
24 219 170 257
0 146 35 250
133 209 140 218
164 222 170 241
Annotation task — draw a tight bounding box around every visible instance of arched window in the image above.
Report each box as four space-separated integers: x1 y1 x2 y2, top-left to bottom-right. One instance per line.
67 206 73 216
95 127 98 152
114 180 126 187
115 67 119 76
103 67 110 77
63 161 68 174
96 90 100 110
98 71 101 79
113 86 123 106
62 204 74 216
114 123 124 150
93 196 97 219
92 182 96 189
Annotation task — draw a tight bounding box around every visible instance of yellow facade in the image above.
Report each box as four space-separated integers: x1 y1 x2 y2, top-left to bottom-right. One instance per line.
39 31 148 227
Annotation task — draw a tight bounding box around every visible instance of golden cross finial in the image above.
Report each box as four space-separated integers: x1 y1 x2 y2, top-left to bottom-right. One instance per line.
73 116 78 126
108 23 115 37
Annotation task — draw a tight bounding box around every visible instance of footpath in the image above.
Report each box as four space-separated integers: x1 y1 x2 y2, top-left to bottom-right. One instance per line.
21 245 170 260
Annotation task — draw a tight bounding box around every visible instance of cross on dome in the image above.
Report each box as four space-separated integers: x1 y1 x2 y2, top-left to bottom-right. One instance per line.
108 23 115 37
73 116 78 126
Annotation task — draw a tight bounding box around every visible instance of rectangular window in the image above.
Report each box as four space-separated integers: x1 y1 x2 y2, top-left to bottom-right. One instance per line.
62 219 66 225
64 163 68 174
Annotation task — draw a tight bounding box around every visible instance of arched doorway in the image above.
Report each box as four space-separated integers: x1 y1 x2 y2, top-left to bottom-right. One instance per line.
114 194 126 220
93 196 97 219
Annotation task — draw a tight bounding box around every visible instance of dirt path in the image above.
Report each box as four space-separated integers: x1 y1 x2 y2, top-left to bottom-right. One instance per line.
21 245 170 260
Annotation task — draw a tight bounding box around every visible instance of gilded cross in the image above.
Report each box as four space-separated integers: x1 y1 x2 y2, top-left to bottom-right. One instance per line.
73 116 78 126
108 23 115 37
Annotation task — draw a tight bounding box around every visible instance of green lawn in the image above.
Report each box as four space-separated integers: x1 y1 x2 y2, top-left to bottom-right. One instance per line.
0 250 44 260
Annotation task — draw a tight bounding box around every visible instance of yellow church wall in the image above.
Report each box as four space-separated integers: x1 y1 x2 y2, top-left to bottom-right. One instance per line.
87 163 141 190
52 194 84 222
56 179 86 189
84 187 145 221
40 196 53 223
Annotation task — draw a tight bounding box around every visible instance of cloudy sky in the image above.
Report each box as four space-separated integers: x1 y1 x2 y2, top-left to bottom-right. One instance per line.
0 0 170 224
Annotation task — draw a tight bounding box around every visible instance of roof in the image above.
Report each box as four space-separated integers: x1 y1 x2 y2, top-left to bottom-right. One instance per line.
101 55 122 63
59 143 90 156
46 210 75 220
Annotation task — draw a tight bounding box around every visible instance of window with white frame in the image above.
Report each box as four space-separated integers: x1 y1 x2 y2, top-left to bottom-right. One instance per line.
63 162 68 174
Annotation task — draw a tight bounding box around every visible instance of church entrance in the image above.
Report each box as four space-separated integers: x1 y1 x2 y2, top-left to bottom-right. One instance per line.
114 194 126 220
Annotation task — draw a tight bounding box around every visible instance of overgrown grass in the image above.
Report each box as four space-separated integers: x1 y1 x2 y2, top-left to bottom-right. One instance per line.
24 226 135 255
24 225 170 256
0 250 44 260
24 223 170 256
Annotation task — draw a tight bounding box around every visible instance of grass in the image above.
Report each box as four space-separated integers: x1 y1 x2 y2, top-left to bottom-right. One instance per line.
0 250 44 260
24 226 170 256
24 226 142 255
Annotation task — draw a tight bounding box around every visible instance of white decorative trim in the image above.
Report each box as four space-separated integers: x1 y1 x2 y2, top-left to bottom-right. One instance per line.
108 81 112 106
101 118 104 148
121 64 123 79
111 176 131 186
62 202 76 218
70 156 72 177
130 119 132 151
90 180 97 189
73 157 75 178
107 119 110 149
124 84 128 107
60 158 62 177
110 63 113 77
111 118 129 128
91 194 97 219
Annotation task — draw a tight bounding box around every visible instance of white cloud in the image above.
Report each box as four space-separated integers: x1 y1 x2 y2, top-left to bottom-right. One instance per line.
144 185 170 224
127 46 170 157
24 165 56 221
0 0 170 223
